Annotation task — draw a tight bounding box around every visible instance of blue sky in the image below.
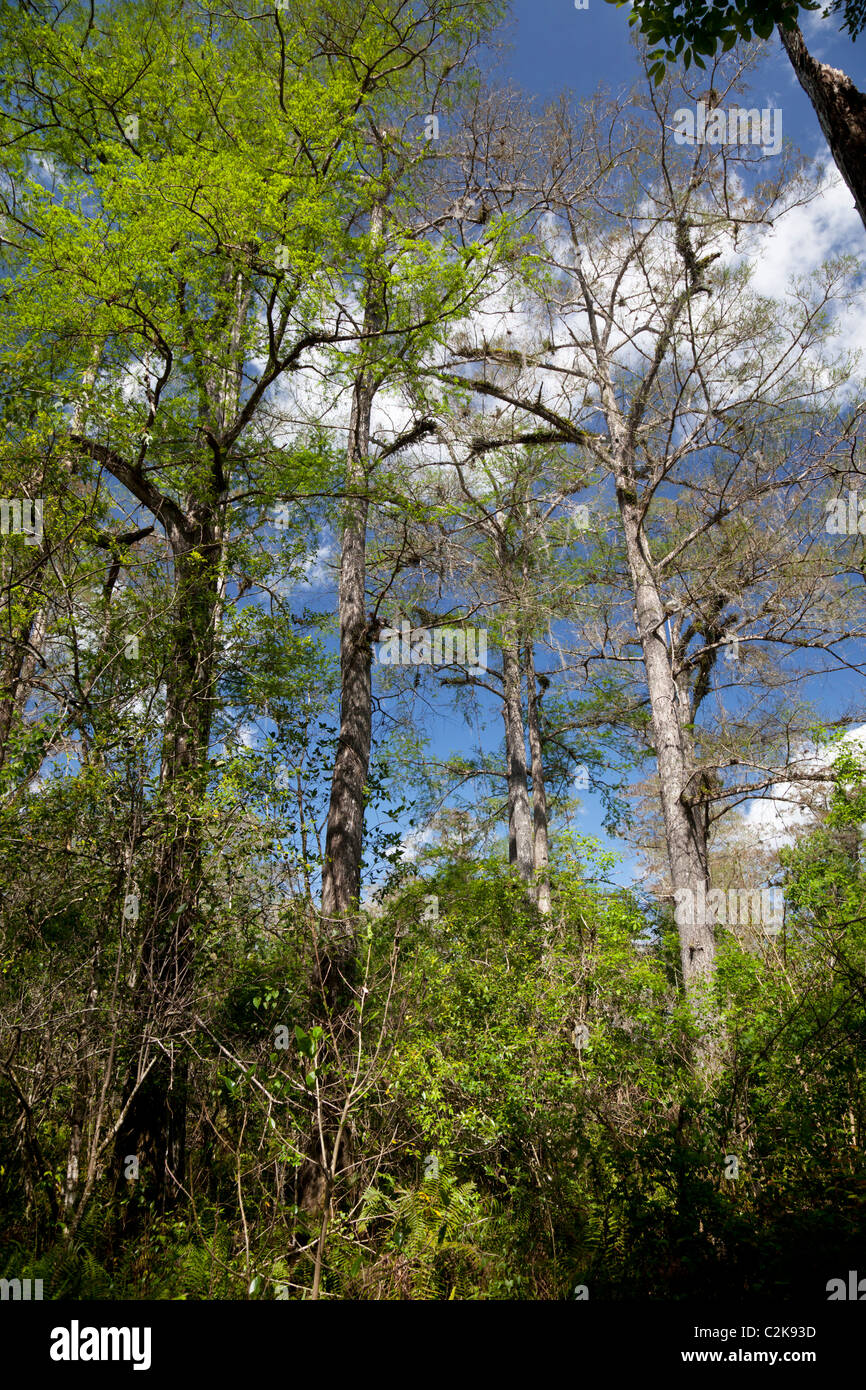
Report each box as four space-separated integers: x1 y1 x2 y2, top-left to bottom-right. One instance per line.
457 3 866 887
498 0 864 133
234 5 866 900
352 3 866 893
75 3 866 900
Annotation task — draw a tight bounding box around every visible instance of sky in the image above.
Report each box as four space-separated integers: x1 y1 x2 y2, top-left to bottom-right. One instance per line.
347 4 866 893
244 3 866 898
458 2 866 887
78 2 866 900
499 1 864 128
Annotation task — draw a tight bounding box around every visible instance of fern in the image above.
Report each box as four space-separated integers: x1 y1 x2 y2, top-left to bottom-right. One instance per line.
356 1163 492 1299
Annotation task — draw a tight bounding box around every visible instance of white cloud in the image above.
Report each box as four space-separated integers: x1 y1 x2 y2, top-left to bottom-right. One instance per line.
745 168 863 315
741 724 866 848
397 823 436 863
740 788 815 848
301 540 336 589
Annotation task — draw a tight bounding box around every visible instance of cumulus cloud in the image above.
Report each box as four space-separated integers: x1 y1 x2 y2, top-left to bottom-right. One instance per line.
740 724 866 849
745 169 864 350
397 823 437 864
301 540 337 589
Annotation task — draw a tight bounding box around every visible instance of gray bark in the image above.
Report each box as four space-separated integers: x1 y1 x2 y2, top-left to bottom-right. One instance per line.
524 639 551 913
0 605 46 775
616 479 717 1072
319 204 384 938
319 382 374 932
778 20 866 233
501 623 534 883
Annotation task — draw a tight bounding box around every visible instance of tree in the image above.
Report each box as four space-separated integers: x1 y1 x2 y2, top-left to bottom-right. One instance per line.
318 71 575 927
607 0 866 231
0 0 491 1209
426 60 864 1068
3 0 866 1313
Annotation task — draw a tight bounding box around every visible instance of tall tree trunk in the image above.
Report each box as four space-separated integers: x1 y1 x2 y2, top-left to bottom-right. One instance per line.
523 639 551 913
0 604 46 776
305 207 384 1224
778 20 866 232
115 511 221 1206
320 202 384 952
320 385 374 929
501 623 534 883
63 952 100 1218
317 381 374 998
113 272 247 1203
617 482 716 1064
63 1055 87 1218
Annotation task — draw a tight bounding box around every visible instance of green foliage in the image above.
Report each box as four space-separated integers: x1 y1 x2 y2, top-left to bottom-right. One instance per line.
351 1165 490 1299
0 0 863 1307
3 827 863 1298
605 0 862 86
